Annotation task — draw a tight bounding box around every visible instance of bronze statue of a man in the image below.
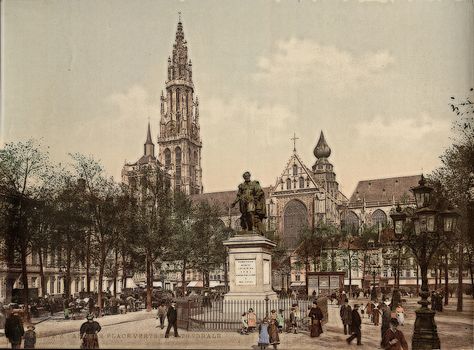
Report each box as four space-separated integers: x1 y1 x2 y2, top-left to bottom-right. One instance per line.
231 171 266 234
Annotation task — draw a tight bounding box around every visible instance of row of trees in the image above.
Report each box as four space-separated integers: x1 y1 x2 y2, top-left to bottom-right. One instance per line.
0 143 230 320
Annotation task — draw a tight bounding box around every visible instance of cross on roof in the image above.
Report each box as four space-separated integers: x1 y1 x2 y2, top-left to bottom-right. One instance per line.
291 132 299 152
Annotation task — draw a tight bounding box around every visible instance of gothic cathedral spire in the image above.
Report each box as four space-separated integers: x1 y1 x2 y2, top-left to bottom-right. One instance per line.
157 17 203 195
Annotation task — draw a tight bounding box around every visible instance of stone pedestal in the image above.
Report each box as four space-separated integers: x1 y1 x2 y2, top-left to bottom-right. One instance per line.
223 233 277 301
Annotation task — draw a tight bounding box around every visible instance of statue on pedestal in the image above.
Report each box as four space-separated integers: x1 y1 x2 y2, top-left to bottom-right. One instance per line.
231 171 266 235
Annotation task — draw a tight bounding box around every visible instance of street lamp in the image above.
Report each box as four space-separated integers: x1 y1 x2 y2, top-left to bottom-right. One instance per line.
390 204 407 310
370 263 381 301
390 175 461 350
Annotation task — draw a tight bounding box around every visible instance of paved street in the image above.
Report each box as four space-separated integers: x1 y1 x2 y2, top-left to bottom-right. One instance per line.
1 296 472 349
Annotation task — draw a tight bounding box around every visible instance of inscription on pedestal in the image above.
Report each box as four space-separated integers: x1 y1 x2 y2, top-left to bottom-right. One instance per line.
235 259 256 286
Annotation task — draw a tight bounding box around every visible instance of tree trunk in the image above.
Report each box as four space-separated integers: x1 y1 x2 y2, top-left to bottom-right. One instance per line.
434 268 438 289
113 249 118 297
20 243 31 322
146 254 152 312
470 256 474 300
444 254 449 306
86 230 91 293
348 253 352 296
416 264 420 295
181 259 187 296
457 244 463 312
305 260 309 296
98 264 104 317
65 242 72 299
38 247 46 297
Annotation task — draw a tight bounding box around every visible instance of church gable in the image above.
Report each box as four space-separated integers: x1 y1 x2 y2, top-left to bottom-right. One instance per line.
273 153 320 194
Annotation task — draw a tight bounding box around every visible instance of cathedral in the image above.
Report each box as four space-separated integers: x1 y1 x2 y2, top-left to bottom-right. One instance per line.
122 19 203 195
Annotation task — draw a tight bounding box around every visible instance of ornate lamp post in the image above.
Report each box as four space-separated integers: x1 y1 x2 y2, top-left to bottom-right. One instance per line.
390 175 460 350
390 204 407 310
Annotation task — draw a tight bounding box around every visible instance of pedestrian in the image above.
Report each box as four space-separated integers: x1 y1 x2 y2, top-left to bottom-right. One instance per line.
268 317 280 349
276 309 284 333
24 325 36 349
365 300 373 321
346 304 362 346
381 318 408 350
164 301 179 338
248 308 257 332
289 305 298 334
380 299 392 346
340 299 352 335
5 310 24 349
270 309 277 321
156 302 167 329
308 300 324 338
80 313 101 349
258 318 270 350
395 304 405 326
240 312 249 335
372 300 381 326
312 290 317 298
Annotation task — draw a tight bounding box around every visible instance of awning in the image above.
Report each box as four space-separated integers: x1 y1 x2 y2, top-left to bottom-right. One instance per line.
125 278 138 289
187 281 203 288
209 281 225 288
290 282 306 287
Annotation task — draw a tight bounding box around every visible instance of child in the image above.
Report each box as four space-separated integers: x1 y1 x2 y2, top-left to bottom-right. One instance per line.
276 309 284 333
268 318 280 349
289 305 298 334
240 312 249 335
24 325 36 349
258 318 270 350
248 308 257 332
396 304 405 326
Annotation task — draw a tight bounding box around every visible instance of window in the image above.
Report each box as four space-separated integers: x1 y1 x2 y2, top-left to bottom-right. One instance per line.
175 147 182 192
286 178 291 190
344 211 359 234
50 277 55 294
31 277 37 288
295 273 301 282
292 164 298 176
164 148 171 169
299 177 304 189
372 210 387 233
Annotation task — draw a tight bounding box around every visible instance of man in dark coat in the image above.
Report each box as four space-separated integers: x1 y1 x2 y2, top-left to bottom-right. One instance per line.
165 301 179 338
5 310 25 349
340 299 352 335
346 304 362 346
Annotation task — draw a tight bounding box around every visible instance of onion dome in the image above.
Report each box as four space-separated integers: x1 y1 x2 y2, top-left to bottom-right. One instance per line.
313 131 331 159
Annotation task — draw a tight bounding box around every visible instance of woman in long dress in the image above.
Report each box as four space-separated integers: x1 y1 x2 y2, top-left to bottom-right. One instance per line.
372 301 381 326
308 301 324 337
268 318 280 349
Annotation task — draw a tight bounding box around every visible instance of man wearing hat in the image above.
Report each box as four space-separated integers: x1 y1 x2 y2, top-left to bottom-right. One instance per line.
80 314 101 349
381 318 408 350
346 304 362 346
5 310 24 349
165 301 179 338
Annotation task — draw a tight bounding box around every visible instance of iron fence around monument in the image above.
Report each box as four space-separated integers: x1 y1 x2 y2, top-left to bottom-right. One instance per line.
176 297 328 332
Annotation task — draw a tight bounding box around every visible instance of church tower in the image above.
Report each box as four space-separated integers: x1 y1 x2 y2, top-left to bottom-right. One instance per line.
312 131 339 197
157 19 203 194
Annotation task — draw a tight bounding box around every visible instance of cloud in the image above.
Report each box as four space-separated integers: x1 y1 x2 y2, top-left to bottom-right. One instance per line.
355 112 450 142
254 38 395 92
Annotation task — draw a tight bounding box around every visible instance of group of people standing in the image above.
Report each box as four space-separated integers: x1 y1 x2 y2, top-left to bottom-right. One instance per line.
4 309 36 349
339 297 408 349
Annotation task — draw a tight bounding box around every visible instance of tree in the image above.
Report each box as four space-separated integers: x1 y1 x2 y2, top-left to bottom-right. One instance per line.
429 89 474 310
169 191 196 296
124 166 172 311
295 227 323 296
0 139 53 321
192 201 227 288
70 153 122 316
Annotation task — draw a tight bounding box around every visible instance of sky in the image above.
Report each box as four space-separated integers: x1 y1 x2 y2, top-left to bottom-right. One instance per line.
2 0 473 196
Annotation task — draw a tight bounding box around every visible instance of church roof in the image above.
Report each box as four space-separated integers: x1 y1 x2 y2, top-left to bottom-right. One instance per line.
145 122 153 145
191 187 271 216
348 175 420 207
314 131 331 159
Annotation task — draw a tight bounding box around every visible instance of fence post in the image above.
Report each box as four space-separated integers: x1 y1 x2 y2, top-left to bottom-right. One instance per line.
186 299 191 331
265 296 269 318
